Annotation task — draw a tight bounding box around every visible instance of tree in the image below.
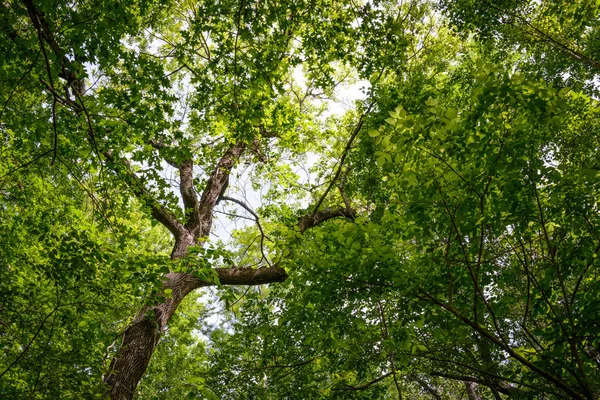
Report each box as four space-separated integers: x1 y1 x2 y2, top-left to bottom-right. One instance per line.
1 0 413 397
202 3 600 400
1 0 600 399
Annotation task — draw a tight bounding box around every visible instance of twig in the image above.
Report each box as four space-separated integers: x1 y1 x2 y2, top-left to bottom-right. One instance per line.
0 50 40 119
0 149 53 181
30 15 59 166
335 372 393 391
220 195 272 267
228 286 251 309
0 306 59 380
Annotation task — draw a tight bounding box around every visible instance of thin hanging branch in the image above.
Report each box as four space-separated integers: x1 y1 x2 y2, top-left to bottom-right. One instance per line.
220 195 272 267
102 150 186 241
0 305 60 380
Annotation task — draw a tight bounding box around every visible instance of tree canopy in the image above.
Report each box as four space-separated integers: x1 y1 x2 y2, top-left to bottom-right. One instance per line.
1 0 599 399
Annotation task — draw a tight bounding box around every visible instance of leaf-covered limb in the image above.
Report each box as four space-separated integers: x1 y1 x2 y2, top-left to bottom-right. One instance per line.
103 150 186 242
297 206 356 233
419 290 587 400
311 103 374 217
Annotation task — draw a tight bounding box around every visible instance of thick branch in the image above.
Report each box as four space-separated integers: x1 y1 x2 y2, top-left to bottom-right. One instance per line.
179 159 200 231
146 140 199 230
465 382 482 400
298 206 355 233
196 141 246 237
160 266 289 296
213 266 287 286
156 266 289 320
103 150 185 241
22 0 85 94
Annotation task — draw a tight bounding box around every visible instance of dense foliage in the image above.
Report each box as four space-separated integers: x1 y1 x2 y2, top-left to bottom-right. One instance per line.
1 0 599 399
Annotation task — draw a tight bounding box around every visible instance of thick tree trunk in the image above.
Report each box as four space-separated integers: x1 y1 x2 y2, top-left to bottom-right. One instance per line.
101 140 280 398
103 263 288 399
103 308 161 400
101 137 350 398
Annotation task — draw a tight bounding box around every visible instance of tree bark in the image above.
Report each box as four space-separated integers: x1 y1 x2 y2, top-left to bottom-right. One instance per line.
102 207 351 398
101 132 355 398
465 382 482 400
103 141 251 399
102 260 288 400
102 137 302 399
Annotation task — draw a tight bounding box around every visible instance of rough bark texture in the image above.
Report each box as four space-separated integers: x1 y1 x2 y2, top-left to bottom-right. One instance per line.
102 176 353 398
102 264 287 400
103 142 244 399
102 194 355 398
102 140 298 399
465 382 482 400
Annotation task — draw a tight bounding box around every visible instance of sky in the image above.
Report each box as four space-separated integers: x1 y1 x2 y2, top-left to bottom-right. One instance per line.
201 77 370 335
210 76 371 246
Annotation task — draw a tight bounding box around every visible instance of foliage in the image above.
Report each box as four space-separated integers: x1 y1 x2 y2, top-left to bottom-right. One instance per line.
0 166 171 397
204 11 600 400
1 0 600 399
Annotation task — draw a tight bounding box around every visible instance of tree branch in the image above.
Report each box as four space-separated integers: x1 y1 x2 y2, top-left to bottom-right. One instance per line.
483 1 600 72
147 139 180 168
103 150 186 241
176 265 288 290
196 141 246 238
429 371 528 397
335 371 393 391
236 357 317 373
411 375 442 400
0 304 59 380
220 195 272 267
418 289 586 400
312 103 373 217
179 159 200 231
298 206 355 233
22 0 85 93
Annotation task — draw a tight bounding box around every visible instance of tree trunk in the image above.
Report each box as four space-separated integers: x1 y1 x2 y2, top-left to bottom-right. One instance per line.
103 307 162 400
101 137 350 398
465 381 482 400
103 209 288 400
103 258 288 399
